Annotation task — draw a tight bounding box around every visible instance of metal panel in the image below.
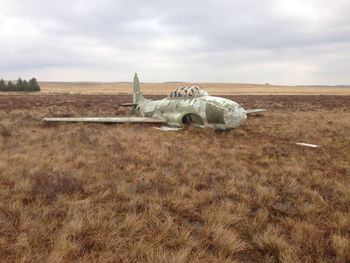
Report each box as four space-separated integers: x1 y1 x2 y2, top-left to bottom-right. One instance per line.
43 117 165 123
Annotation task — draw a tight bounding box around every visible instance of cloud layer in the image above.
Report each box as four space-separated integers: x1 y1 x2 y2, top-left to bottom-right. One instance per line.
0 0 349 84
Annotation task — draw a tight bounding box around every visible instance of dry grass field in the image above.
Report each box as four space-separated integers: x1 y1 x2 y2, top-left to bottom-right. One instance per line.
0 93 350 262
37 82 350 95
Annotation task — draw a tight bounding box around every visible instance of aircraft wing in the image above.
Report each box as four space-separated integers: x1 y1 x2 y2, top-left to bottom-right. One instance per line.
43 116 166 123
245 109 266 115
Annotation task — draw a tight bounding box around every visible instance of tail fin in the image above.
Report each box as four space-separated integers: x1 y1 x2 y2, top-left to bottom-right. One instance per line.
133 73 144 104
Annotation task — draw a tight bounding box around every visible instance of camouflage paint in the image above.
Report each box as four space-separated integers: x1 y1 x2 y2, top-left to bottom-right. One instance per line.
132 74 247 130
44 73 258 131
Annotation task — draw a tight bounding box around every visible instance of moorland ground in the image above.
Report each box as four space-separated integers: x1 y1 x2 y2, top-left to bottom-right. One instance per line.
36 82 350 95
0 93 349 262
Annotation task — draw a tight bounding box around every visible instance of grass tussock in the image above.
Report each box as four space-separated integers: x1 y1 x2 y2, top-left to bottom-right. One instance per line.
0 94 349 262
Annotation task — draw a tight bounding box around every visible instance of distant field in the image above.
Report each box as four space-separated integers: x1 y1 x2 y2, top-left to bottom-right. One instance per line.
35 82 350 95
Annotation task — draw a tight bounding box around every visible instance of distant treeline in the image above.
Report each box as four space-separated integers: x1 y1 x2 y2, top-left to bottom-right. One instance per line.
0 78 40 92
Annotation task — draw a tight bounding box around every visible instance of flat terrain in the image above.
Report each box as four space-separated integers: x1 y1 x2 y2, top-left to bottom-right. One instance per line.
0 94 350 262
37 82 350 95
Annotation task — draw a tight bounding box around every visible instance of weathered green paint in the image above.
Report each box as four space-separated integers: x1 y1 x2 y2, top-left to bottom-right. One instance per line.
133 73 144 105
205 103 225 124
132 73 247 130
44 73 264 130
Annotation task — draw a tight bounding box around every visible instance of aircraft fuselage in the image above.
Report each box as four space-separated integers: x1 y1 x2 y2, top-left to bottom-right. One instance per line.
133 95 247 130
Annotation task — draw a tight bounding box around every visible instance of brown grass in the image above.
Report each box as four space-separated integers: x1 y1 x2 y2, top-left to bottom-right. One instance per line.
0 94 349 262
35 82 350 95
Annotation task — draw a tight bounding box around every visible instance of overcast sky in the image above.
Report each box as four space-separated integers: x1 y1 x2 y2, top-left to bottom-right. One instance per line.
0 0 349 84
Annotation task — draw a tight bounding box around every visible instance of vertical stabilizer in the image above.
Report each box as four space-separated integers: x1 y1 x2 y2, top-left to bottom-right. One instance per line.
133 73 144 104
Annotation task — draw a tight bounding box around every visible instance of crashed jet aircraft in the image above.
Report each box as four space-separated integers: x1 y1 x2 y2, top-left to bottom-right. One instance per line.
44 74 265 130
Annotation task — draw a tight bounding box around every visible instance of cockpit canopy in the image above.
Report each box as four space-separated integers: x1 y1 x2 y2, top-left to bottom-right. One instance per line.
169 86 209 98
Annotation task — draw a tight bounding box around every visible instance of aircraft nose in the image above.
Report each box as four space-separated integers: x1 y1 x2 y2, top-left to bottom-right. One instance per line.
224 106 246 127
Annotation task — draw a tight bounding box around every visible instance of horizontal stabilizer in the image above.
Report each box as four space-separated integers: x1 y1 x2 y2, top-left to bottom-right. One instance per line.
246 109 266 115
43 117 165 123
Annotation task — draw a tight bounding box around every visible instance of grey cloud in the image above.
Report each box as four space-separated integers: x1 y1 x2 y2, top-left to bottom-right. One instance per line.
0 0 349 84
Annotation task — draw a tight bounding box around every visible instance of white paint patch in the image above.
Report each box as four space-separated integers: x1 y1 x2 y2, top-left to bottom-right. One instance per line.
295 142 320 148
154 126 182 131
